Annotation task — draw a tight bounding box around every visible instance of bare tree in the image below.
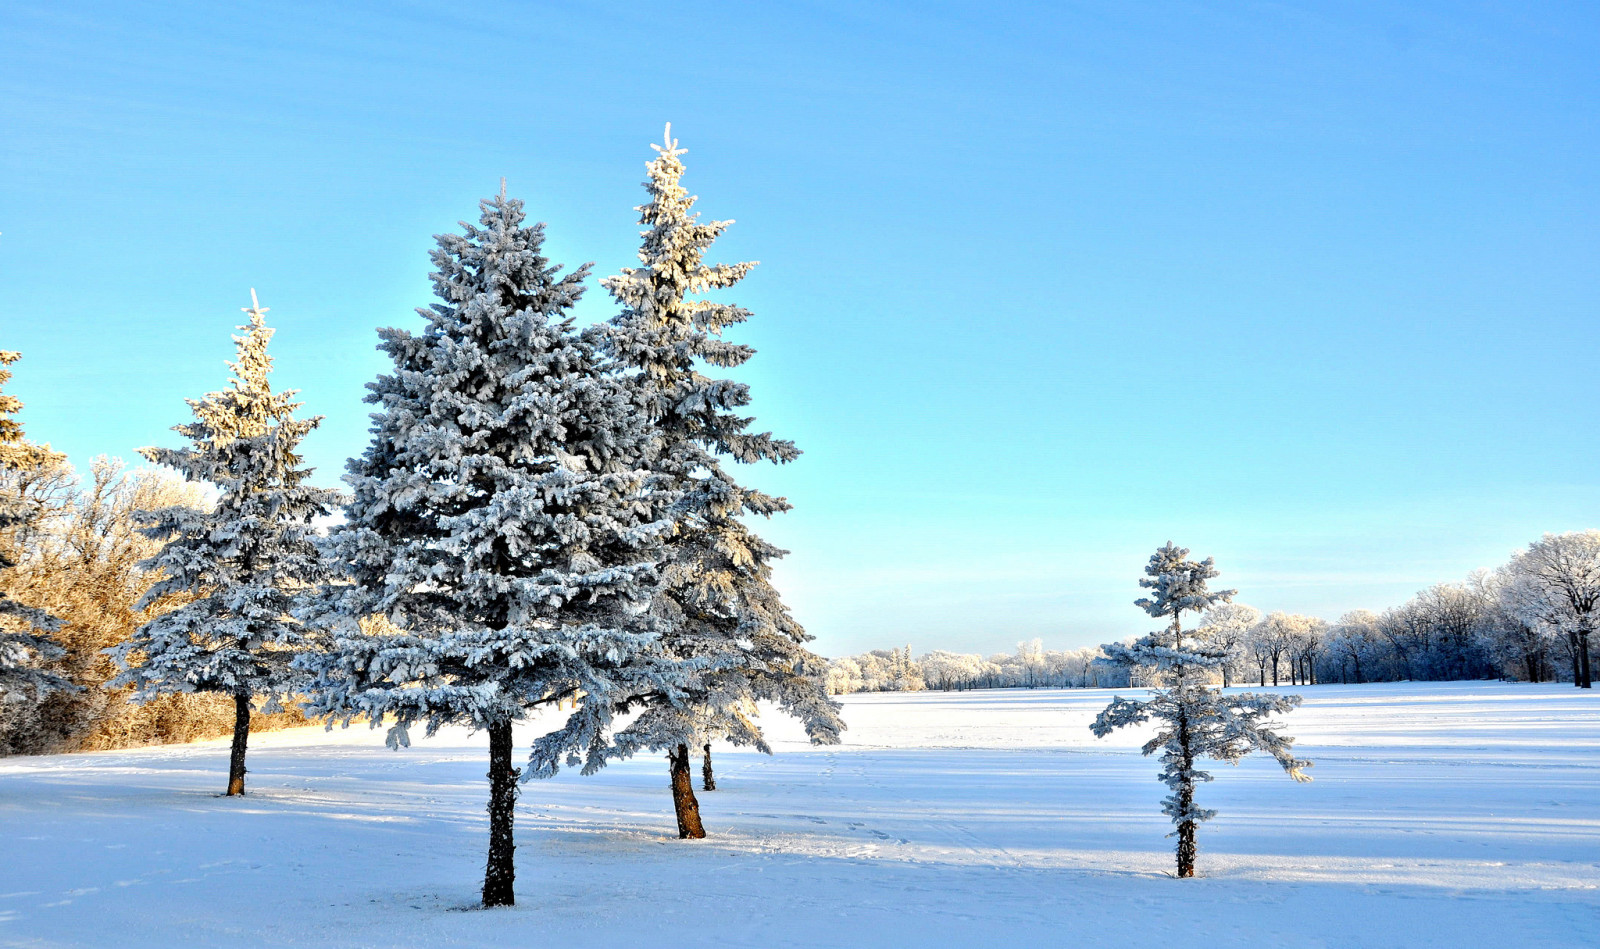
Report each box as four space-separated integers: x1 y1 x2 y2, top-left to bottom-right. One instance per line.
1197 603 1258 688
1508 532 1600 688
1327 610 1380 683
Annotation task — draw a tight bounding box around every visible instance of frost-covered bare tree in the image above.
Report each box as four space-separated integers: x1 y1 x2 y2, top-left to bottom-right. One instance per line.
1506 531 1600 688
301 190 687 907
1484 570 1560 684
1249 612 1323 687
1092 543 1311 878
108 293 341 795
1197 602 1258 687
596 126 842 837
1326 610 1381 684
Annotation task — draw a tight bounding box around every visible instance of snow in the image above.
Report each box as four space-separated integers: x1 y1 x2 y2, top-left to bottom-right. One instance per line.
1 681 1596 947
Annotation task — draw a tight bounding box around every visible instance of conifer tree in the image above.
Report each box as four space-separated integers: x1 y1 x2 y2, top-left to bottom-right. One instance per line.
0 351 72 700
301 189 686 907
1092 542 1311 878
109 293 340 795
595 125 843 838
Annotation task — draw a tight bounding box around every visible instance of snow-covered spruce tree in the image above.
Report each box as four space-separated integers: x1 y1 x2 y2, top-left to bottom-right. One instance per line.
301 189 684 908
0 351 73 701
1092 542 1311 878
108 293 340 795
592 125 842 837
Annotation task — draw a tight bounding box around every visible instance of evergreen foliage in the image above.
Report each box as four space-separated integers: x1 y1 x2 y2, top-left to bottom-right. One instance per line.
596 127 842 822
300 189 686 905
0 351 72 700
1092 542 1310 877
107 294 340 793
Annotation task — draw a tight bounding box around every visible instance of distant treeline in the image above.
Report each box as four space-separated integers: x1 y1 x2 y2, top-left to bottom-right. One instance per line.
827 642 1130 694
829 534 1599 694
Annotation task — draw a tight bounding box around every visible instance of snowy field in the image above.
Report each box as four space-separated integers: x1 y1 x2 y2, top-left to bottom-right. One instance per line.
1 682 1596 948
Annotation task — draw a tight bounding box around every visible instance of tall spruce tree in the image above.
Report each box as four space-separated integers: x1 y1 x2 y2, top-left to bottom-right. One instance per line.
108 293 340 795
301 189 686 907
0 351 72 700
594 125 842 838
1092 542 1311 878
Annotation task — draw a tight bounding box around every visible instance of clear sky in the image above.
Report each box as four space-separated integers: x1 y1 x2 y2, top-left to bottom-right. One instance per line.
3 1 1597 657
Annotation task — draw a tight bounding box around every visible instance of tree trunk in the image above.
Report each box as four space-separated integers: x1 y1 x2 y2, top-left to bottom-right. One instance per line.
1175 712 1197 878
669 743 706 838
1176 817 1197 878
1221 666 1231 689
482 721 519 907
1571 632 1583 687
701 743 716 791
226 693 250 796
1580 632 1592 689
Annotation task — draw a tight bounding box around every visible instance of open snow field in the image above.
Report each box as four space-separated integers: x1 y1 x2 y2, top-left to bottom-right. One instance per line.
2 681 1597 948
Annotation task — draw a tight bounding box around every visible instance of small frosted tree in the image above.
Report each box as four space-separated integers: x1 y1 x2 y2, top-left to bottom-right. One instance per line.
595 125 842 837
0 351 72 700
1092 542 1311 878
301 189 686 907
108 293 340 795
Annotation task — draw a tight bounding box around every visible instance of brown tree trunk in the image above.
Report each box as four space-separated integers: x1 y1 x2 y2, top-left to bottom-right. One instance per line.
226 693 250 796
482 721 519 907
669 743 706 838
701 743 716 791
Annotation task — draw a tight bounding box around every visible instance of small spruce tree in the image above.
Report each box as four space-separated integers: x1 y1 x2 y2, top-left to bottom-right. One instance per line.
0 351 72 700
108 293 340 795
596 125 843 837
1092 542 1311 878
301 189 686 907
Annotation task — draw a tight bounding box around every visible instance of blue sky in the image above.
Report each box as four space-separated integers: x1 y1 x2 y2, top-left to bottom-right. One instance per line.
3 1 1596 657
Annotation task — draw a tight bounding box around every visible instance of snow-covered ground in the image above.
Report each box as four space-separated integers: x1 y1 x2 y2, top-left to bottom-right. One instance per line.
2 681 1596 948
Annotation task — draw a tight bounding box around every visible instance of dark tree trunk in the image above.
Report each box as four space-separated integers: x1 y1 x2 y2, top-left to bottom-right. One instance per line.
1175 713 1197 878
482 721 519 907
226 693 250 796
1571 632 1583 687
701 743 716 791
1580 632 1592 689
1176 817 1197 878
669 743 706 838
